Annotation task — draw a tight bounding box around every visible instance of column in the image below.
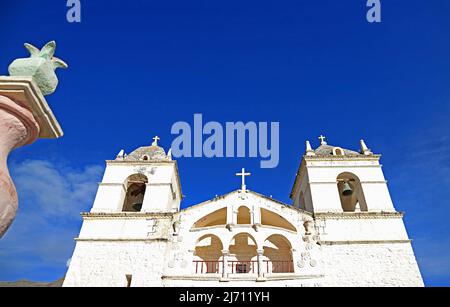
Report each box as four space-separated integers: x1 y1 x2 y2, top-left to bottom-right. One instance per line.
221 250 230 280
252 204 261 231
257 249 265 280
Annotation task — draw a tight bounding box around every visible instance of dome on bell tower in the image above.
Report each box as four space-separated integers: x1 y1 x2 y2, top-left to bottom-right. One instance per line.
121 136 172 162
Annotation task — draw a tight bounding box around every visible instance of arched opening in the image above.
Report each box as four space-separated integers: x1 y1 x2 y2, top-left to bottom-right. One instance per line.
333 147 345 156
263 235 294 273
237 206 251 225
337 172 368 212
122 174 148 212
193 208 227 228
260 208 297 232
229 233 258 274
194 234 224 274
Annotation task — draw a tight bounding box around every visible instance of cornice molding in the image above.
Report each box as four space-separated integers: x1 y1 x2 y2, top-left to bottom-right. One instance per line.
304 155 382 162
313 212 404 220
309 181 387 185
82 212 175 220
106 160 176 165
318 239 411 246
75 238 169 242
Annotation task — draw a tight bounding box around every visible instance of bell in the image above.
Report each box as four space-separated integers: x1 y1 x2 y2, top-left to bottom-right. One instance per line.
132 203 143 212
342 182 353 196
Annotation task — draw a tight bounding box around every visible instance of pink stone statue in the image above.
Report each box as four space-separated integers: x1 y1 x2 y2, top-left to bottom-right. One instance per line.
0 95 40 236
0 41 66 238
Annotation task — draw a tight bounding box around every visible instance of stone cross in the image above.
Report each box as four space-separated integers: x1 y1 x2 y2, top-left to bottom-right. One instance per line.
319 135 327 145
236 168 251 192
152 136 160 146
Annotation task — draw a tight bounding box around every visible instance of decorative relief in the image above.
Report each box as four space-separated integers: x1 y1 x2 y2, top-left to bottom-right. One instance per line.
300 220 321 268
314 219 327 235
304 220 316 236
238 192 249 200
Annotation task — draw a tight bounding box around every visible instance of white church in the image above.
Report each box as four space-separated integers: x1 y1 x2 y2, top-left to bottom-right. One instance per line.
63 136 424 287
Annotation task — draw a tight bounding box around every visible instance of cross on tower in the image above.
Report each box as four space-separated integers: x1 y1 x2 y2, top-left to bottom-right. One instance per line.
318 135 327 145
152 136 160 146
236 168 251 192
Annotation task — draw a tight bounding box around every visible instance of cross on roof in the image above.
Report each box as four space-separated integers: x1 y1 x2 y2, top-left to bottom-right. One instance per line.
152 136 160 146
319 135 327 145
236 168 251 192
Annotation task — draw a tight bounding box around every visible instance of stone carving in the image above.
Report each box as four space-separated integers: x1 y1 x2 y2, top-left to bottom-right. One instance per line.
304 220 316 236
301 219 321 268
8 41 68 95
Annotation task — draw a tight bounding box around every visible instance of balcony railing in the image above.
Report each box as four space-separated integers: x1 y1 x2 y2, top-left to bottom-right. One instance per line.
263 260 294 273
229 261 258 274
193 260 223 274
193 260 294 275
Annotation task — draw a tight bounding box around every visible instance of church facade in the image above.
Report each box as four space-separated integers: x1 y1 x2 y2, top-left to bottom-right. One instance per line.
63 137 424 287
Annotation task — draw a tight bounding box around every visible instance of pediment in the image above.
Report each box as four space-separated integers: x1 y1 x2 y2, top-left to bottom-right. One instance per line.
180 189 313 232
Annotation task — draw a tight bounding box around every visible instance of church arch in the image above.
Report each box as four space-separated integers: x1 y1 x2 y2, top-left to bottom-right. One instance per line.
228 233 258 274
337 172 368 212
262 234 294 273
260 208 297 232
193 207 227 228
237 206 251 224
122 174 148 212
194 234 224 273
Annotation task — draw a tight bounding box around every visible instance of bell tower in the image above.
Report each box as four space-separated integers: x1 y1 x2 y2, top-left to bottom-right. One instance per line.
291 136 395 213
90 136 182 214
290 136 423 287
64 137 183 287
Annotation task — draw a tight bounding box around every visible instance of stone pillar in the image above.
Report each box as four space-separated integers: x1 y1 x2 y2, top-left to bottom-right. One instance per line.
256 249 266 281
221 250 230 281
226 206 236 231
0 77 64 238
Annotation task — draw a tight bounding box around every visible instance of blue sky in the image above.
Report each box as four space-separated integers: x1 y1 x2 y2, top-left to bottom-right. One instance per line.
0 0 449 286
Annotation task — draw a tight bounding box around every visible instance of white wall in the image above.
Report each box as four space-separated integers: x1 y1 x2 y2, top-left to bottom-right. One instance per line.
64 241 170 287
320 243 424 287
